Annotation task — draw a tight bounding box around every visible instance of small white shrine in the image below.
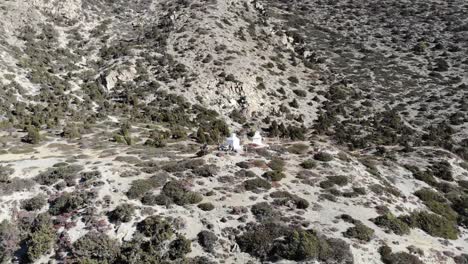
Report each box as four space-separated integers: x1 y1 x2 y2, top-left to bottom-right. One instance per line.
252 131 263 146
226 133 242 151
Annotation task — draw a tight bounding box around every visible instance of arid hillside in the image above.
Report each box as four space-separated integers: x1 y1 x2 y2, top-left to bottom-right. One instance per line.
0 0 467 263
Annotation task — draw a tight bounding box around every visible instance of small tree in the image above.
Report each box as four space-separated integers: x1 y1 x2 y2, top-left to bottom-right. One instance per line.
168 235 191 260
26 215 56 262
108 204 135 223
114 123 132 145
62 123 80 139
196 128 207 144
23 126 41 144
121 126 133 146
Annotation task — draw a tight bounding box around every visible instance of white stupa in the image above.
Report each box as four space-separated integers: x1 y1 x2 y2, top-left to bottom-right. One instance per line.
252 131 263 146
226 133 241 151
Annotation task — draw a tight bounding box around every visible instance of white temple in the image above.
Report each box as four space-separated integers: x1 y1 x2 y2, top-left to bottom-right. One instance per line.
252 131 263 146
226 133 242 151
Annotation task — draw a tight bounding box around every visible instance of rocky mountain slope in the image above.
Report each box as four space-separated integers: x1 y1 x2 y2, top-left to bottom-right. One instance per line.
0 0 467 263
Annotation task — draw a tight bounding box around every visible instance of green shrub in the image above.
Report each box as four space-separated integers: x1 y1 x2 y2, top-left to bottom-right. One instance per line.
276 230 352 262
235 169 256 178
360 158 380 176
144 138 166 148
126 174 168 199
35 164 84 186
267 158 286 171
319 193 337 202
114 156 141 165
270 191 309 209
113 134 125 144
403 211 458 239
236 222 351 262
379 245 424 264
0 178 35 195
288 76 299 84
413 170 437 185
193 165 219 177
162 159 205 173
127 179 155 199
431 161 453 181
300 159 316 169
352 187 366 195
434 181 458 194
48 192 86 215
26 225 56 261
369 184 401 197
314 152 333 162
117 235 163 263
414 188 445 202
244 178 272 191
195 128 208 144
286 125 306 140
452 195 468 225
343 222 374 242
21 195 47 211
108 204 135 223
295 198 310 209
328 176 348 186
251 202 276 221
26 215 56 262
198 203 215 211
320 176 348 189
276 229 321 261
170 126 186 140
80 171 101 182
319 180 335 189
197 231 218 253
72 232 120 263
114 124 133 145
141 194 172 206
161 181 203 206
262 170 286 182
137 216 174 241
288 144 309 154
293 89 307 97
289 99 299 108
230 109 247 124
236 222 288 260
168 235 191 260
62 123 81 139
372 213 410 235
23 126 41 144
425 201 458 222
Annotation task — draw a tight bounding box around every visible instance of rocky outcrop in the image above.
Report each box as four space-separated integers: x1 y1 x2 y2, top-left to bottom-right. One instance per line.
101 67 137 91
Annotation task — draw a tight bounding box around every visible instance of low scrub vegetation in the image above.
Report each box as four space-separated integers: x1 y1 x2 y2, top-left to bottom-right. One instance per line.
126 173 168 199
379 245 424 264
160 181 203 206
401 211 459 240
372 213 410 235
244 178 272 191
21 195 47 211
108 204 136 223
343 222 375 242
236 222 352 262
